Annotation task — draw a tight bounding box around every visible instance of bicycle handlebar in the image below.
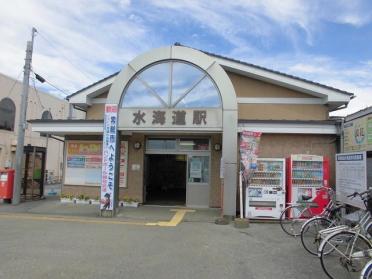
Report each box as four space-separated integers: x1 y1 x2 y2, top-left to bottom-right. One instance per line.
346 189 372 199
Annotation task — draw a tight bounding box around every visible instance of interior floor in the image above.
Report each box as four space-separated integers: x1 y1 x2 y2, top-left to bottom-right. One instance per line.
145 154 186 205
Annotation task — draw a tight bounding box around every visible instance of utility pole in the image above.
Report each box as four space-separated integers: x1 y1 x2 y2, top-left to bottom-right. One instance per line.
12 27 37 205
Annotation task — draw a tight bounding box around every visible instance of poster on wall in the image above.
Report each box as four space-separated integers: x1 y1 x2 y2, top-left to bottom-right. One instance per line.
239 131 262 180
343 114 372 152
85 156 102 168
65 142 103 185
101 104 118 211
336 152 367 209
119 141 128 188
68 142 102 156
190 158 202 178
67 156 86 168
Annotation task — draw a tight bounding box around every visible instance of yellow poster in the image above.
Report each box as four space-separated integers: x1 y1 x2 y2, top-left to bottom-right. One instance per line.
67 143 102 156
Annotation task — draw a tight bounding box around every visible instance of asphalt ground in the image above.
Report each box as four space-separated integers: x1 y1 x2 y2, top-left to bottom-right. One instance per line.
0 200 328 279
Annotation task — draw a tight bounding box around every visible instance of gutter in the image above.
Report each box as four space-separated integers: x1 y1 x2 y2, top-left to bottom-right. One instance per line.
329 103 348 112
49 135 65 143
73 104 87 113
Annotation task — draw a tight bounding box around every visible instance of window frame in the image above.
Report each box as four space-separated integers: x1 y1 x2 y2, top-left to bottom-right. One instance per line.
0 97 16 131
121 60 222 109
145 137 210 153
41 110 53 120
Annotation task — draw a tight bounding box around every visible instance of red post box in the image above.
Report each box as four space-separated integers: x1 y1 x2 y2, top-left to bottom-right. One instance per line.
0 168 15 200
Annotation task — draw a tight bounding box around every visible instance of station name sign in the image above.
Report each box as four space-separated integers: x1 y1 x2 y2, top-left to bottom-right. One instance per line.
119 108 222 130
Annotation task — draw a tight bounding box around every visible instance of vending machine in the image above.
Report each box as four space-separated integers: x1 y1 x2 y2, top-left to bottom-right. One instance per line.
245 158 286 219
286 154 330 215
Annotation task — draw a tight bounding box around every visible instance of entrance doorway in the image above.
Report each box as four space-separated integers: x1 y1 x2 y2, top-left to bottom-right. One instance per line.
22 145 46 201
145 154 187 205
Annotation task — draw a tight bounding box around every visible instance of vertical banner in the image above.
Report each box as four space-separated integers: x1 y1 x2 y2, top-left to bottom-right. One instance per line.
239 131 262 181
101 104 118 211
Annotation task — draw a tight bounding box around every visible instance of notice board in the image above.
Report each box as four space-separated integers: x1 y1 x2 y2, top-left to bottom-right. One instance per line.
65 142 102 186
336 152 367 209
64 141 128 187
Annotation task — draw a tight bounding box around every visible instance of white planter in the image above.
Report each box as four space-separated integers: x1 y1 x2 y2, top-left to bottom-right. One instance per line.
61 198 100 205
76 199 90 204
119 201 139 208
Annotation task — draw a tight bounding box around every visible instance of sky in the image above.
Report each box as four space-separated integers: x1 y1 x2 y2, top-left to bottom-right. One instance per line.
0 0 371 116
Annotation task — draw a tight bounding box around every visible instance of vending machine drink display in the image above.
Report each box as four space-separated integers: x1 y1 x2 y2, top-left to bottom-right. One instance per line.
286 154 330 215
245 158 286 219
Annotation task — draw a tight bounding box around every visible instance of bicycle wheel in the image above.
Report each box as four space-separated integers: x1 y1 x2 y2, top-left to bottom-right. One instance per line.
361 260 372 279
320 231 372 279
301 217 333 256
279 205 312 237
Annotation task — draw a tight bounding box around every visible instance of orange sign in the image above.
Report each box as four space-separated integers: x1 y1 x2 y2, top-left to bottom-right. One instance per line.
67 143 102 156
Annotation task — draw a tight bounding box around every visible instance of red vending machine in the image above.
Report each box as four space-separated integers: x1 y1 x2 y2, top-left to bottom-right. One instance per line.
286 154 330 215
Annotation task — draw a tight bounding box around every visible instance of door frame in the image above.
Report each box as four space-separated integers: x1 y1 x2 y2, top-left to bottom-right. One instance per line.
144 151 211 206
144 137 211 207
186 153 211 208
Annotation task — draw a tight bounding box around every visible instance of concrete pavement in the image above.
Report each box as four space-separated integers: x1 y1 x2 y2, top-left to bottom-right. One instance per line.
0 198 328 279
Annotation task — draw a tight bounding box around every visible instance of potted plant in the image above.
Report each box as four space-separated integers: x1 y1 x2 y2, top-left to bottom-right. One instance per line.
91 196 100 205
76 194 85 204
122 197 139 208
60 193 73 203
84 195 90 204
118 196 125 207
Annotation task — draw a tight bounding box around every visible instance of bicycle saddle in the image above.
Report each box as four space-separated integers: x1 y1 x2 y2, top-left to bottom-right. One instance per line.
301 195 312 201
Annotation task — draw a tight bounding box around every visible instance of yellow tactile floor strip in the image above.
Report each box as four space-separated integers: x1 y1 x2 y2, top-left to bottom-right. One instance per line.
149 209 195 227
0 209 195 227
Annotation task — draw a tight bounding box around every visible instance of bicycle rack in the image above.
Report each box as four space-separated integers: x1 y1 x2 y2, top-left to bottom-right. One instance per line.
319 225 349 240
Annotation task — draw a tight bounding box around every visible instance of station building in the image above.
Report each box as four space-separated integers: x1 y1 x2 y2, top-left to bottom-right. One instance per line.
31 45 354 216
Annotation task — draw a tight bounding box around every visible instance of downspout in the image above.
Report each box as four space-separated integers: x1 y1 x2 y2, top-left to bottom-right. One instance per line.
340 117 345 153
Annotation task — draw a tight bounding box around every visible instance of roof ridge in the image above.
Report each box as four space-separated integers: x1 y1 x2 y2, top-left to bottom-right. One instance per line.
66 71 119 100
176 43 353 96
67 44 354 99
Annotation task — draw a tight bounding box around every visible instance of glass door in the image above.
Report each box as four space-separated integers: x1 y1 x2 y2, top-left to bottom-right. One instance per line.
186 154 210 207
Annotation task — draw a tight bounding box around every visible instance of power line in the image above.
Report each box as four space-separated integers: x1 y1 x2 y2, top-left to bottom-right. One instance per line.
44 79 70 96
31 76 45 110
36 31 94 82
31 70 71 96
31 74 69 120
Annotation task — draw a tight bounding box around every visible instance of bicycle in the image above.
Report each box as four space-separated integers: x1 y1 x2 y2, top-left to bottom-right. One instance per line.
361 259 372 279
300 188 345 255
279 187 332 237
318 189 372 279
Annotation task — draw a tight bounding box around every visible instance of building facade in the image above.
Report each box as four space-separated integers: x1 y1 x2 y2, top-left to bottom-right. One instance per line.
31 46 353 216
0 72 69 183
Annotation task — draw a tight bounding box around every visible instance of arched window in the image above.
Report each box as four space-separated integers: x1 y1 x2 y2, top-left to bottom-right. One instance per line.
41 110 53 120
121 61 221 108
0 98 16 131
